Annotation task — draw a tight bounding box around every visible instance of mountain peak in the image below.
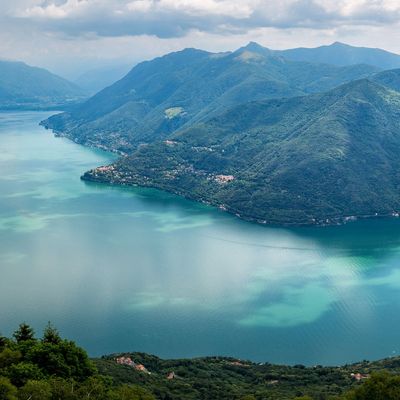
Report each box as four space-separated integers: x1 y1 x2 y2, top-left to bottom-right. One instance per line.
236 42 272 57
330 41 349 47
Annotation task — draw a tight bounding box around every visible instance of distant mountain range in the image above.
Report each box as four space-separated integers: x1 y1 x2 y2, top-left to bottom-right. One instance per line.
276 41 400 70
41 42 400 225
0 60 87 110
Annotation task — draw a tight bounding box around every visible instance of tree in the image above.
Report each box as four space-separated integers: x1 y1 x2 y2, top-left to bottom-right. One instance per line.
0 377 17 400
12 325 35 344
342 372 400 400
0 336 7 350
6 362 43 387
48 378 77 400
75 377 108 400
27 340 95 380
17 380 51 400
0 349 21 370
109 385 155 400
42 323 61 345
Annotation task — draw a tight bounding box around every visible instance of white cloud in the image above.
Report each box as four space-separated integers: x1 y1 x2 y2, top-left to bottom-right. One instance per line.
1 0 400 78
15 0 400 37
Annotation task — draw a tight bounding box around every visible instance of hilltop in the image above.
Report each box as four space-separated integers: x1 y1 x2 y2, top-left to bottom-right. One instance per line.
0 60 86 110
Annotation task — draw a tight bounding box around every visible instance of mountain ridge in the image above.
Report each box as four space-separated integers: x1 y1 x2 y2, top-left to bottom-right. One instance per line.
0 59 87 110
81 76 400 225
41 44 379 153
276 41 400 70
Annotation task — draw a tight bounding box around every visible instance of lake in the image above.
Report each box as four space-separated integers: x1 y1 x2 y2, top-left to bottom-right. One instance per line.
1 111 400 366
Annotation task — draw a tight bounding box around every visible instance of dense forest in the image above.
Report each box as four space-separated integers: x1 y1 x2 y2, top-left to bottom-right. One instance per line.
1 323 400 400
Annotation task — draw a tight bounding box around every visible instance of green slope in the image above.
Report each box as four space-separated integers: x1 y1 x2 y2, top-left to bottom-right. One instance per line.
2 324 400 400
42 44 378 153
0 60 86 109
94 352 400 400
82 77 400 225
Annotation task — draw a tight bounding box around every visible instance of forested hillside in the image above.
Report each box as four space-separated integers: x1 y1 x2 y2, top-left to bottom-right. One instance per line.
1 323 400 400
0 61 86 110
42 44 378 153
82 76 400 225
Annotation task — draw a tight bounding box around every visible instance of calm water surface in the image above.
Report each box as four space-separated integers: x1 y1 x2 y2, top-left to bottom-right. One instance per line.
1 111 400 366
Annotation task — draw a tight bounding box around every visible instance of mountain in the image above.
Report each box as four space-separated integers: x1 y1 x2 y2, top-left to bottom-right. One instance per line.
372 68 400 92
278 42 400 70
82 76 400 225
0 60 86 110
74 64 133 94
41 44 378 153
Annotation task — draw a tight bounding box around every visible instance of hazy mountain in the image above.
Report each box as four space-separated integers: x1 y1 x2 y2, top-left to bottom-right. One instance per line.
277 42 400 70
74 64 133 95
83 76 400 225
0 60 87 110
371 68 400 92
42 44 378 153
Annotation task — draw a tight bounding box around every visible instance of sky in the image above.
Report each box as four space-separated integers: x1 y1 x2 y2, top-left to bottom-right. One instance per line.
1 0 400 79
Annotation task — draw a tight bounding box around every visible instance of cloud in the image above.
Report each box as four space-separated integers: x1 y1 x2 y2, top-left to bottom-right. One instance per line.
1 0 399 79
13 0 400 39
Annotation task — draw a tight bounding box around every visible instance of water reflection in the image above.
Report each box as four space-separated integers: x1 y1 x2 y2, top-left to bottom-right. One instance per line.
1 111 400 365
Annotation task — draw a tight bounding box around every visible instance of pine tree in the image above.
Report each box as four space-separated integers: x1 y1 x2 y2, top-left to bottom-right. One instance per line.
12 323 35 343
42 322 61 345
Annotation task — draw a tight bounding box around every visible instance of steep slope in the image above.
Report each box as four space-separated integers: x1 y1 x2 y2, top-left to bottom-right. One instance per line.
0 60 86 109
83 78 400 225
278 42 400 70
42 44 378 153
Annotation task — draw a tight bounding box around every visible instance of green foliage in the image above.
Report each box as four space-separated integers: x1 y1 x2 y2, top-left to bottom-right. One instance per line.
17 380 52 400
74 376 109 400
13 325 35 344
27 340 95 380
0 323 95 386
341 372 400 400
0 377 17 400
6 363 43 387
109 384 155 400
0 324 155 400
2 323 400 400
0 350 21 370
42 322 61 345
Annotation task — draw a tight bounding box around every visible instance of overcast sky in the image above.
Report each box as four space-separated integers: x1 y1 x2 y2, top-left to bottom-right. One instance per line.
1 0 400 79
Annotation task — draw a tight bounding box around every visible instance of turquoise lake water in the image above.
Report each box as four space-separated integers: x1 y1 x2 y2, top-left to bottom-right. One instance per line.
1 111 400 366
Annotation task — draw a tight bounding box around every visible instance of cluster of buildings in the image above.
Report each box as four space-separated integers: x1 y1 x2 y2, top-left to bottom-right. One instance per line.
115 356 150 374
214 174 235 184
115 356 176 379
350 372 369 381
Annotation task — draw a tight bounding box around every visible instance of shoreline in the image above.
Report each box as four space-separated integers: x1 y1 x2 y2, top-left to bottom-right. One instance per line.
42 123 400 229
81 171 400 228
